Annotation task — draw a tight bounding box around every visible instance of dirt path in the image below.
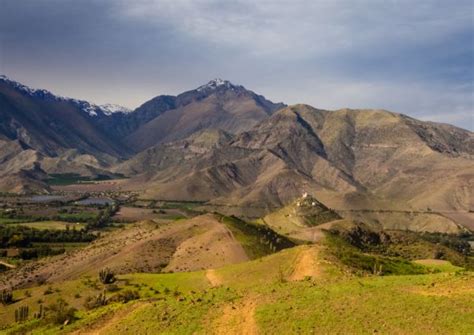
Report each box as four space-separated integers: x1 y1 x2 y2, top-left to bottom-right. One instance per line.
213 298 259 335
206 269 222 287
0 261 16 269
290 246 321 281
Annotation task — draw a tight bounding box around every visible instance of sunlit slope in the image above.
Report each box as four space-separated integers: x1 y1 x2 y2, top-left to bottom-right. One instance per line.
120 105 473 217
1 214 293 291
3 234 473 334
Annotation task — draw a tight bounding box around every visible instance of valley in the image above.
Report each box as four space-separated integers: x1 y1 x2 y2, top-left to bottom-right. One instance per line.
0 76 473 334
0 186 473 333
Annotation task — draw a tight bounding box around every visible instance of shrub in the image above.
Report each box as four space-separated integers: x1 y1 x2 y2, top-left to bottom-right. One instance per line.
105 284 120 292
99 268 116 284
47 298 76 325
43 286 53 295
84 292 108 310
277 266 287 283
110 289 140 303
1 289 13 305
434 249 445 260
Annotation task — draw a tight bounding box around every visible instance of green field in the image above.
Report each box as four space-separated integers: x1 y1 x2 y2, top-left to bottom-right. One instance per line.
0 217 31 224
12 221 86 231
55 212 98 222
46 173 126 186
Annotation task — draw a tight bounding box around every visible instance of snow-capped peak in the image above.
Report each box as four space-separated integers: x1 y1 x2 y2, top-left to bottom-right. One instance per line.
0 74 52 97
1 74 133 117
100 103 132 116
197 78 240 92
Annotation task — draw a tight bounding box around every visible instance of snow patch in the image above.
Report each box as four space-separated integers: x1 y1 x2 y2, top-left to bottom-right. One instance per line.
1 74 131 117
100 103 132 116
197 78 241 92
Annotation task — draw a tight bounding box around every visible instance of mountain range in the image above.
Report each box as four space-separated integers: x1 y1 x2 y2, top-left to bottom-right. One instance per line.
0 75 472 225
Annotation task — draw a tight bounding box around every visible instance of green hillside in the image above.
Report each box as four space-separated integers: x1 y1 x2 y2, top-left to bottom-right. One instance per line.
2 232 473 334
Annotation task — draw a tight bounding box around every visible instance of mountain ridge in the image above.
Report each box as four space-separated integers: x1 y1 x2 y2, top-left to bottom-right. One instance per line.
0 76 472 222
117 104 472 216
124 78 286 151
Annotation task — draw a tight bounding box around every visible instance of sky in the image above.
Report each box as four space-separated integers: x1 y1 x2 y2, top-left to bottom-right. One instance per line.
0 0 473 130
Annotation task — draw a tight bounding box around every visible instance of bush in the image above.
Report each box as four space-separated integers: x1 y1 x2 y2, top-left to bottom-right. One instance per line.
99 268 116 284
434 249 445 259
47 298 76 325
110 289 140 303
43 287 54 295
105 284 120 292
84 292 108 310
1 289 13 305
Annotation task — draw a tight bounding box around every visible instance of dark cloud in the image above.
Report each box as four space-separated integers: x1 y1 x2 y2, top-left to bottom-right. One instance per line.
0 0 472 129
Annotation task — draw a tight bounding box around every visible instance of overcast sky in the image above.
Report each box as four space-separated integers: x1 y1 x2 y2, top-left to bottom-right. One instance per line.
1 0 473 130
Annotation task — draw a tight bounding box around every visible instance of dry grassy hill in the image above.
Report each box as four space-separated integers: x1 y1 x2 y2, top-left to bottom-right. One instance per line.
257 194 343 242
0 214 293 290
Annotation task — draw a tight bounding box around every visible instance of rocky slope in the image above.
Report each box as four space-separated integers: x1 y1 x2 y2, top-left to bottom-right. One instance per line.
125 79 285 151
0 76 472 220
0 75 131 157
0 77 286 192
118 105 473 215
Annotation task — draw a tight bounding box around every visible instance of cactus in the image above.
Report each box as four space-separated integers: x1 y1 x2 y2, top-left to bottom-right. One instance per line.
1 289 13 305
14 306 29 322
95 291 108 306
99 268 116 284
373 263 383 275
34 304 44 319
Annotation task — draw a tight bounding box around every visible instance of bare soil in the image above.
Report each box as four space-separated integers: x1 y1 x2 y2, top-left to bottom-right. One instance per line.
289 246 321 281
213 297 259 335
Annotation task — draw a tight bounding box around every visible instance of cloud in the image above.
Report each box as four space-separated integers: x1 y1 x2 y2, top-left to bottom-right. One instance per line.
0 0 472 130
116 0 472 59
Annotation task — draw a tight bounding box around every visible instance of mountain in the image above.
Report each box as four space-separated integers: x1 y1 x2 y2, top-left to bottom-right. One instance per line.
118 105 473 219
0 75 129 157
0 76 286 192
0 75 472 222
125 79 286 151
0 76 139 191
0 76 285 154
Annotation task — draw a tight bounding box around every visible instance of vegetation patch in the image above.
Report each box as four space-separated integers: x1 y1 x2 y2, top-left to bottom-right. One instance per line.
46 173 126 186
328 223 474 270
217 214 295 259
12 221 85 231
324 234 429 275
